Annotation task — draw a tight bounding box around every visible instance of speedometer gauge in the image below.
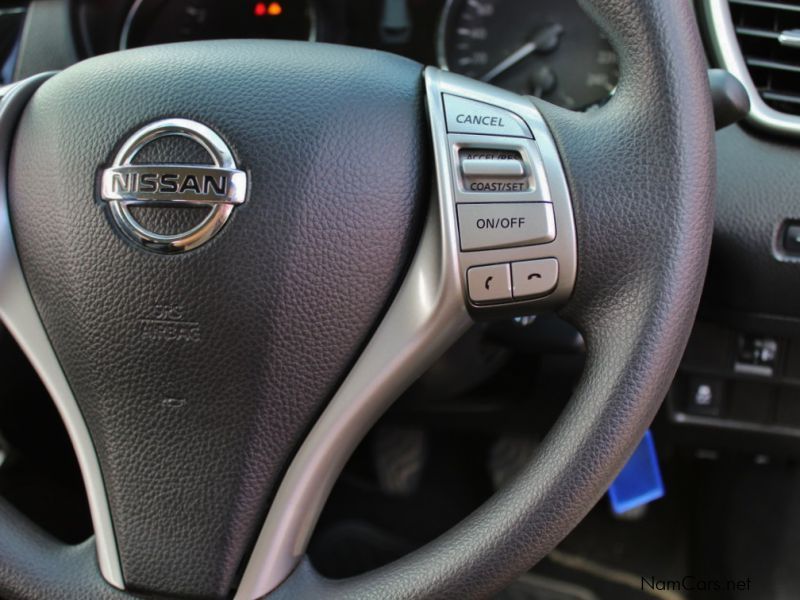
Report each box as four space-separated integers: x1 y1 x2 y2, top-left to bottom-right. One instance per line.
438 0 618 110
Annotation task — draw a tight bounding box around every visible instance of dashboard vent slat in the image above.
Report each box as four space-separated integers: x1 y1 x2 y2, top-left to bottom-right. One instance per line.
735 26 781 38
730 0 800 13
747 57 800 72
730 0 800 115
761 89 800 103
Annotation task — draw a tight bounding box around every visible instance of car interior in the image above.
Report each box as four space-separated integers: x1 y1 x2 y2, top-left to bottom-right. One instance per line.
0 0 798 599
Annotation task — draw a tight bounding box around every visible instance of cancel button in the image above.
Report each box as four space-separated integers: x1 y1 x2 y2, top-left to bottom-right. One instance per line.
457 202 555 251
443 94 532 138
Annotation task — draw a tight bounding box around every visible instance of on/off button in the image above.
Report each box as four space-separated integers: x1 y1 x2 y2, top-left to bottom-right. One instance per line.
457 202 555 251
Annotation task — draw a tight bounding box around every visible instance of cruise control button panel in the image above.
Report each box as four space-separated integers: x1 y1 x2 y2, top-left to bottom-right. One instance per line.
512 258 559 298
443 94 532 138
425 68 577 315
467 263 512 304
457 202 555 251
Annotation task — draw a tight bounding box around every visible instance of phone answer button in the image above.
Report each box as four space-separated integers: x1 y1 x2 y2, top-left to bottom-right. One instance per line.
467 263 512 304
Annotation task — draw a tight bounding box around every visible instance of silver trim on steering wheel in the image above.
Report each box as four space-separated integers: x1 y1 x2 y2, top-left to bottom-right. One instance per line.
0 75 125 589
235 67 575 599
234 79 473 600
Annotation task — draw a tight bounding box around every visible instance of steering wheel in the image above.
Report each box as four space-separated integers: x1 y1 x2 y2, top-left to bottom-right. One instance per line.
0 0 714 598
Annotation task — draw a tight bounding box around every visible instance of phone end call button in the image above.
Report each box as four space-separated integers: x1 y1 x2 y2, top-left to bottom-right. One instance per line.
512 258 559 299
467 263 512 304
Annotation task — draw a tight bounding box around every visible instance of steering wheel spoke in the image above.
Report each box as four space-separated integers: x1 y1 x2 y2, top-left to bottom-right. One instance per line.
237 65 579 599
0 74 124 593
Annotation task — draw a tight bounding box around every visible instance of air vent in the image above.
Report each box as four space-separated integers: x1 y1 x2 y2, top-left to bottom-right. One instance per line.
729 0 800 115
704 0 800 135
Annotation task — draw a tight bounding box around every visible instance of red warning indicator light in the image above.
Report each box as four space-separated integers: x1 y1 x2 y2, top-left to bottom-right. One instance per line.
254 2 283 17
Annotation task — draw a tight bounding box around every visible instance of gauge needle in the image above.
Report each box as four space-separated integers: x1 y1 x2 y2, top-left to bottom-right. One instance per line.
480 23 564 83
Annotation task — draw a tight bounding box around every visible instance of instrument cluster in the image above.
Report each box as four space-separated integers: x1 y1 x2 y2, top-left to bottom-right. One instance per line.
74 0 617 110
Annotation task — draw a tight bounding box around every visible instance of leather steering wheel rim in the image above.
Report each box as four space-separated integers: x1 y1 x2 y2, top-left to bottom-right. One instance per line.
0 0 714 598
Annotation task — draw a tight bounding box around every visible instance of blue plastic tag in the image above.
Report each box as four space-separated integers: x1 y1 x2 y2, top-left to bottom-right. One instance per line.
608 429 664 515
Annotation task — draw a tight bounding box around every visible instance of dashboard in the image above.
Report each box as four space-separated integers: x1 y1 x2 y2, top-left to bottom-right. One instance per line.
73 0 618 110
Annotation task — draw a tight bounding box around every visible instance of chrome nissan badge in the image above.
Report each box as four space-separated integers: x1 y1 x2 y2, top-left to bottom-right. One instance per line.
100 118 246 253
